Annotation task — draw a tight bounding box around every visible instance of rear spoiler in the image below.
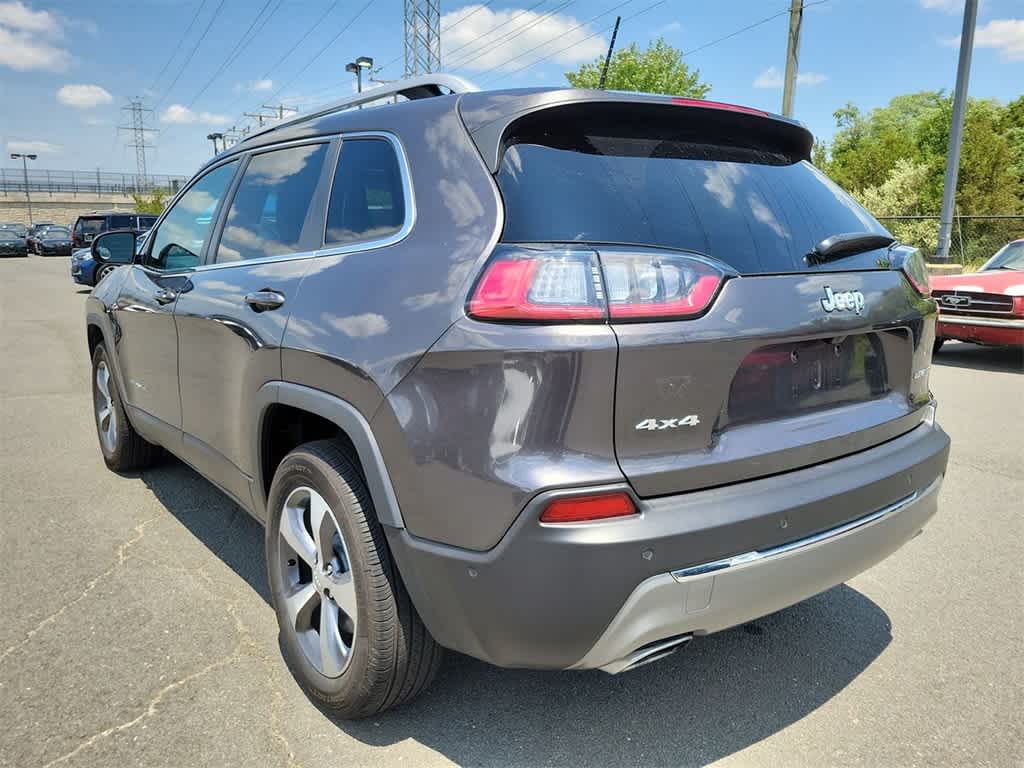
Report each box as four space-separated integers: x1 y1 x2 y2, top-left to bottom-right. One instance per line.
459 89 814 173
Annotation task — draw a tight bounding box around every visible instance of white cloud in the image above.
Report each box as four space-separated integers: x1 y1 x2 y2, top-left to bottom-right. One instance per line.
951 18 1024 60
160 104 231 126
7 139 62 154
656 21 682 35
0 25 69 70
57 84 113 108
235 78 274 93
752 65 827 88
0 0 59 34
920 0 962 12
440 5 606 71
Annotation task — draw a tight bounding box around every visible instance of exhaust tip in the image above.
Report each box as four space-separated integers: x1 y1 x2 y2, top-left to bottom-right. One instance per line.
599 634 692 674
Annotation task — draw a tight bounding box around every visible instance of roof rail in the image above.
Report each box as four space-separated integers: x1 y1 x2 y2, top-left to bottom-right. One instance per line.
246 73 480 140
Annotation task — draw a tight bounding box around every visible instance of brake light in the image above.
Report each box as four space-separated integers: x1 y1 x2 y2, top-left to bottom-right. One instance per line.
469 249 605 321
539 491 637 524
601 253 724 320
468 247 726 322
671 97 768 117
898 248 931 297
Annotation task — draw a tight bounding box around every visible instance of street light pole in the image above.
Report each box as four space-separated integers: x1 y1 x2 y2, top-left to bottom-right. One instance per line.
936 0 979 262
346 56 374 108
10 153 37 226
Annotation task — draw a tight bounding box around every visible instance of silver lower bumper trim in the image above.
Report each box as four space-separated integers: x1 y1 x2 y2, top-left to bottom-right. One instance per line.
938 315 1024 329
672 477 941 580
571 474 943 674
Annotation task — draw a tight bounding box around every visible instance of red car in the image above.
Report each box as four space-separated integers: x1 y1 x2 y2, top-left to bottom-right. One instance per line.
931 240 1024 351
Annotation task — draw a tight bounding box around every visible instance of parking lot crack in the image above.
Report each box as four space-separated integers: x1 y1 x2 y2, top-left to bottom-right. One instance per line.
0 516 160 666
39 650 244 768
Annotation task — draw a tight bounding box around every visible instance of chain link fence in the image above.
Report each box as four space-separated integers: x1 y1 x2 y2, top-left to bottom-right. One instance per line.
876 214 1024 267
0 168 187 196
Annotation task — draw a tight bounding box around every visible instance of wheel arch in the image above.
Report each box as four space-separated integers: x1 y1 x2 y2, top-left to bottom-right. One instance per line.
253 382 405 529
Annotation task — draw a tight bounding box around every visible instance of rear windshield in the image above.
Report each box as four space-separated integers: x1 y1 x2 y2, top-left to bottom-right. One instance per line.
76 218 104 234
496 136 889 274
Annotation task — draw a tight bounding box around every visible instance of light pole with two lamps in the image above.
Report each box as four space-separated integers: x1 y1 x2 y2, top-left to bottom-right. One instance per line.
345 56 374 106
10 152 37 227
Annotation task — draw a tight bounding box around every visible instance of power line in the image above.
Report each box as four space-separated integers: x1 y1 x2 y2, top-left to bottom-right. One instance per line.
373 0 546 77
439 0 495 34
147 0 208 93
154 0 229 110
447 0 578 72
185 0 282 106
264 0 376 105
479 0 665 85
682 0 829 58
466 0 635 79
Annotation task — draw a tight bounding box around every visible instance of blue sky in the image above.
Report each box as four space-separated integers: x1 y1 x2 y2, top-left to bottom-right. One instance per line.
1 0 1022 175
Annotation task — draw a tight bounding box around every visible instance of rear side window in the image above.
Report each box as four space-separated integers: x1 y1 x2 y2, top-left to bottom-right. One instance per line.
216 142 329 263
136 215 158 230
497 134 888 275
109 214 133 229
325 138 406 246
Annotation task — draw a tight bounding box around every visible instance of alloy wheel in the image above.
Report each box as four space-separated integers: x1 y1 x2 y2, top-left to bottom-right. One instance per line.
277 486 358 678
94 360 117 452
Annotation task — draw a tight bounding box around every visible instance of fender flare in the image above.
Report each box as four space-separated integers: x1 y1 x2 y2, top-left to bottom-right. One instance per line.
253 381 405 529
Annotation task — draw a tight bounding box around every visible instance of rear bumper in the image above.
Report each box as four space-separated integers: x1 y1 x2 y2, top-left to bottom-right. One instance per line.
387 416 950 671
574 475 940 672
938 315 1024 346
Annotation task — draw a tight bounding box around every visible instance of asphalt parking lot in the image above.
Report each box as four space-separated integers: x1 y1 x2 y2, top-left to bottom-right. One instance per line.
1 254 1021 768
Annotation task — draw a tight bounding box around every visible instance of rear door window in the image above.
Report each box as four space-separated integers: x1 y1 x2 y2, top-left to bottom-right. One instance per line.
325 138 406 246
215 142 329 263
497 135 887 275
109 214 133 229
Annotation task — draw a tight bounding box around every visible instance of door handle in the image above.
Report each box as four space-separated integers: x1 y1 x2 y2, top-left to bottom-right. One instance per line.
244 289 286 312
154 288 178 305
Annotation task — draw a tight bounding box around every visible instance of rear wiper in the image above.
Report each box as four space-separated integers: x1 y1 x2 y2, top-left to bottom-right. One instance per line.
806 232 895 266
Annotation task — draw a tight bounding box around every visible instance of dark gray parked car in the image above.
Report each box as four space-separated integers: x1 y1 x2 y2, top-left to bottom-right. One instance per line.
84 76 950 718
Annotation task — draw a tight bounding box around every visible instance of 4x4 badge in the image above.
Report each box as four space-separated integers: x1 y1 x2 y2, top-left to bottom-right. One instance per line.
820 286 865 315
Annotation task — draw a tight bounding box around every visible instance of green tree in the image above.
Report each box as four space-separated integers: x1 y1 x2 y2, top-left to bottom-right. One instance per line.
131 190 167 215
565 38 710 97
854 159 937 254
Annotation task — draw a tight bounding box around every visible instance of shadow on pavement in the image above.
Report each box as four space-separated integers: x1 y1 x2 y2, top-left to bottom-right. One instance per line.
142 460 271 603
932 341 1023 373
142 458 892 766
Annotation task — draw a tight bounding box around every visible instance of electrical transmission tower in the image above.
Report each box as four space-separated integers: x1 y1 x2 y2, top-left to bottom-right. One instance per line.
404 0 441 76
118 99 158 184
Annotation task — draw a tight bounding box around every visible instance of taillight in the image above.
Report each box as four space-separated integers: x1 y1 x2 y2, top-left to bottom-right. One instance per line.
468 248 605 321
539 491 637 524
468 246 726 323
601 252 724 320
897 247 931 297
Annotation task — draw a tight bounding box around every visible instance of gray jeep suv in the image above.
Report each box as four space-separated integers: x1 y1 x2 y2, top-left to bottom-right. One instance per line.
85 76 950 718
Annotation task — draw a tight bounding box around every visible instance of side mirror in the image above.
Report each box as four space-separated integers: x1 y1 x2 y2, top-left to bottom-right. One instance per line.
91 230 136 264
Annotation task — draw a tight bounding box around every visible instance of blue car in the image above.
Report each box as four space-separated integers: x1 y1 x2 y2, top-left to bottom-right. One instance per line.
71 230 148 286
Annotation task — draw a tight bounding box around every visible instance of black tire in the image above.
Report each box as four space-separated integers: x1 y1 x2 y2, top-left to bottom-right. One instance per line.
933 338 945 354
90 343 161 471
266 439 442 719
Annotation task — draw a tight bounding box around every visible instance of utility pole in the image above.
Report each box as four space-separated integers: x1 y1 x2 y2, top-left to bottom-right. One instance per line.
782 0 804 117
10 152 37 226
243 111 268 127
261 104 298 121
404 0 441 76
118 99 157 187
598 16 621 90
936 0 979 262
